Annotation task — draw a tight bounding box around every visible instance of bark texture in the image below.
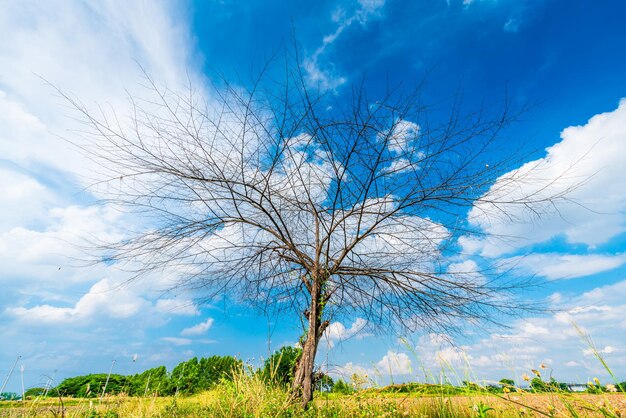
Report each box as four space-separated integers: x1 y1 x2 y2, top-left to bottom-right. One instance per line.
292 283 329 407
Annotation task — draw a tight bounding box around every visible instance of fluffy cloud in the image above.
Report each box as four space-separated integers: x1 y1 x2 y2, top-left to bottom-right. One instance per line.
0 1 201 177
0 204 124 286
386 119 420 154
456 278 626 383
463 99 626 257
332 271 626 385
0 166 57 232
0 1 209 392
323 318 370 347
7 278 152 324
181 318 214 336
376 351 412 376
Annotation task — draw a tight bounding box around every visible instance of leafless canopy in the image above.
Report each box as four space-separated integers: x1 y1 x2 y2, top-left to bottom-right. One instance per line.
61 57 574 404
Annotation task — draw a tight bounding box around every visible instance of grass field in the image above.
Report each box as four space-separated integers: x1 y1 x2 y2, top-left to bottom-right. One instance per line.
2 383 624 417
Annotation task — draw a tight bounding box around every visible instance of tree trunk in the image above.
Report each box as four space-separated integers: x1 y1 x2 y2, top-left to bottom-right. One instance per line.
292 282 328 408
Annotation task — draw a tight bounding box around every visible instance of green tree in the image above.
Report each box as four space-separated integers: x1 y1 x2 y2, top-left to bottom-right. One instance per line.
55 374 127 397
0 392 19 400
499 378 514 387
23 387 45 398
332 379 353 394
262 346 302 386
197 355 241 390
128 366 169 396
170 357 200 395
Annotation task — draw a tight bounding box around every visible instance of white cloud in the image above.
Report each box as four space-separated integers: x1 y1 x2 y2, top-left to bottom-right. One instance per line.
0 6 211 390
7 278 152 324
335 273 626 384
506 253 626 280
333 362 371 381
503 17 521 32
583 346 619 357
0 204 125 286
376 351 412 376
323 318 369 347
464 99 626 257
386 119 420 154
304 0 385 92
456 278 626 382
161 337 193 346
180 318 214 336
0 166 57 233
155 299 200 316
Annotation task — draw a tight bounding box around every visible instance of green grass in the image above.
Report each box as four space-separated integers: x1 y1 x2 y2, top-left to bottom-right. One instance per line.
3 326 624 417
2 373 625 417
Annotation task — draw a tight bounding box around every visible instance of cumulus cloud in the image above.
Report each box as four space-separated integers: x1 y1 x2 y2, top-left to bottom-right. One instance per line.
181 318 214 336
457 278 626 382
6 278 152 324
0 1 201 176
463 99 626 257
0 166 57 233
323 318 370 347
385 119 420 154
0 1 208 390
376 351 412 376
334 272 626 385
0 204 125 286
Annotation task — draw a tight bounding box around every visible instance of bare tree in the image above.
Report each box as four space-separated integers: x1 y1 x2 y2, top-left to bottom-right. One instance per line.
59 59 575 407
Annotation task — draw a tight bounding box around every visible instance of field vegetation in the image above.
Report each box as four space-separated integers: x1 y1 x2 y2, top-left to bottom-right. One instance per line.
2 347 625 417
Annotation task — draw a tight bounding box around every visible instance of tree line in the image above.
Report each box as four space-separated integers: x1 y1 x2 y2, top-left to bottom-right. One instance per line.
27 347 306 398
12 346 625 400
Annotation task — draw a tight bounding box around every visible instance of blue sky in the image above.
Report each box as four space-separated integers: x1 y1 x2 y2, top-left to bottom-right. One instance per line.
1 0 626 392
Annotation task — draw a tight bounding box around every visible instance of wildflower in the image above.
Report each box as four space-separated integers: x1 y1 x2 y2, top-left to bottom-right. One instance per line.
519 407 527 415
522 373 530 381
614 408 621 417
539 363 547 369
503 387 510 393
531 369 541 377
594 377 601 385
606 384 618 392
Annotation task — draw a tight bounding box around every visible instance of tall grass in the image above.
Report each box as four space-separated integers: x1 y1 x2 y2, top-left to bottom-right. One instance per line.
3 329 625 417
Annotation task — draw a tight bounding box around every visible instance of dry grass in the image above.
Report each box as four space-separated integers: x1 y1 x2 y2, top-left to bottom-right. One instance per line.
1 389 624 417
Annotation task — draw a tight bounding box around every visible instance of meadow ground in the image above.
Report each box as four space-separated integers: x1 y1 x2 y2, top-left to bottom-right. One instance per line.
1 390 625 417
